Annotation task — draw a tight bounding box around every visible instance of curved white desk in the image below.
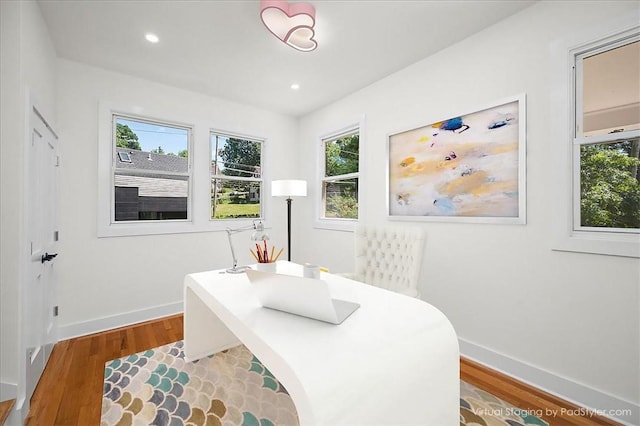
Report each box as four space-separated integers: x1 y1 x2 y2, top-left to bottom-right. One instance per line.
184 261 459 426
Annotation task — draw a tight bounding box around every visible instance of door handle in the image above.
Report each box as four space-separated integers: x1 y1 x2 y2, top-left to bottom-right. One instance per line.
41 252 58 263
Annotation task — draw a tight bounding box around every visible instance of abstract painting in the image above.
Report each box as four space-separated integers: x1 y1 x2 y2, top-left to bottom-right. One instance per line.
387 95 526 223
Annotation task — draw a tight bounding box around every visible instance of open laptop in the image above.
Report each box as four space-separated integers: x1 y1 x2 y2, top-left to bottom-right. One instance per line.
246 269 360 325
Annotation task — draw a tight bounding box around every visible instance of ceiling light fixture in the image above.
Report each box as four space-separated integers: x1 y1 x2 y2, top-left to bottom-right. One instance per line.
145 33 159 43
290 83 300 90
260 0 317 52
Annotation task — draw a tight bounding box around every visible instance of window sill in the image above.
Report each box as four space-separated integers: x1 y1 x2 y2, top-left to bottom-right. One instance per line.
313 218 357 232
97 218 267 238
552 230 640 258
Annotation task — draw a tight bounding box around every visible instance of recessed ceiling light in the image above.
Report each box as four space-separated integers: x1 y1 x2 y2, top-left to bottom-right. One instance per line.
290 83 300 90
145 33 159 43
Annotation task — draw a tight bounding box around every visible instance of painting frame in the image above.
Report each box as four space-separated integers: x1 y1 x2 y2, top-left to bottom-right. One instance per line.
387 94 526 224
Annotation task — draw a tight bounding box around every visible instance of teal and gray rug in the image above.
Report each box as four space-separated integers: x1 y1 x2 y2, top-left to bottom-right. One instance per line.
101 341 548 426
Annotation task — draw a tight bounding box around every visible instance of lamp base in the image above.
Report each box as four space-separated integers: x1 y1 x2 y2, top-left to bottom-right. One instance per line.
226 266 248 274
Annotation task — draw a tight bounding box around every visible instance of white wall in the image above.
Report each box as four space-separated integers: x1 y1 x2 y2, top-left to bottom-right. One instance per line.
4 0 638 424
296 1 639 423
0 0 57 403
55 59 297 337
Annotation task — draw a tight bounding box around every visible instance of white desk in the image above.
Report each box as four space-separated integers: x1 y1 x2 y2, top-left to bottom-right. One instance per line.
184 261 459 426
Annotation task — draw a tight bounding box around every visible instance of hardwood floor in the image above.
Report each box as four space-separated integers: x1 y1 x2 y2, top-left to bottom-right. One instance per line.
25 314 619 425
460 358 620 426
25 314 184 426
0 399 15 426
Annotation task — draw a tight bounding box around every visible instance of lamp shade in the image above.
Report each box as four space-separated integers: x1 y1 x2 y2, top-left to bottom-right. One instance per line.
272 180 307 197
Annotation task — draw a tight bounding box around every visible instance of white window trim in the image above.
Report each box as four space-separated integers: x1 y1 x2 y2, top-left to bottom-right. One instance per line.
209 129 266 222
98 101 271 237
550 15 640 258
314 116 365 232
112 113 193 222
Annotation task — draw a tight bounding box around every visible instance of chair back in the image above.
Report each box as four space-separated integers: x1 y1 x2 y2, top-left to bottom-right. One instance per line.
353 224 425 297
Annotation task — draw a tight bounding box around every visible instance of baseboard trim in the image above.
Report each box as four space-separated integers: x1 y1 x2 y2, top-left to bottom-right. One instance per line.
0 383 22 426
56 301 183 341
459 338 639 426
0 382 16 402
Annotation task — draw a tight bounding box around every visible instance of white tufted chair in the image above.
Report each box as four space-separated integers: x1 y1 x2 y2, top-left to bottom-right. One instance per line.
352 224 426 298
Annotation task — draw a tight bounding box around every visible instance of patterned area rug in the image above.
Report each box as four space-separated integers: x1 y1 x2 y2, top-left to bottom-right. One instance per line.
101 341 549 426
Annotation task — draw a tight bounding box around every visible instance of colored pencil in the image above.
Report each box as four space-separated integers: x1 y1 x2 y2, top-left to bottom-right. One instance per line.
249 249 259 262
273 248 284 262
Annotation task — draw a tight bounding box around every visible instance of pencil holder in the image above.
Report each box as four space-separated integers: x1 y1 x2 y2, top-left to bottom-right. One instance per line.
256 262 277 272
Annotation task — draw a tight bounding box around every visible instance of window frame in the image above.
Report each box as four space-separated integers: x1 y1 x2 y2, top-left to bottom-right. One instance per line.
315 117 364 231
551 17 640 258
98 102 197 237
111 113 193 224
117 151 132 163
573 37 640 235
209 130 265 222
98 101 273 237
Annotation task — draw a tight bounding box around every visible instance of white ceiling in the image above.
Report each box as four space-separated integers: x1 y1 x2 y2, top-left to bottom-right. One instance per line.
38 0 535 117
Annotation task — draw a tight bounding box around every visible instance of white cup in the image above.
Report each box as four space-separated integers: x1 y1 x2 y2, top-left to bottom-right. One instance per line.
303 264 320 279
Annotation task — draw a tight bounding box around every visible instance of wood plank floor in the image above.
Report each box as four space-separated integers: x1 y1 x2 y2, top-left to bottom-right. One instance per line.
25 314 184 426
25 314 619 425
0 399 15 426
460 357 620 426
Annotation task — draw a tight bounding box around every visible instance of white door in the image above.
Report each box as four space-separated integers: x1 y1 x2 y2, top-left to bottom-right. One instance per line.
24 105 59 404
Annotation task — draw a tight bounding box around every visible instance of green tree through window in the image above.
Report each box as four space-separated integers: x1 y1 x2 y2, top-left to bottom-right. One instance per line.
211 134 263 219
116 123 141 150
580 139 640 228
219 138 261 177
325 134 359 177
323 132 359 219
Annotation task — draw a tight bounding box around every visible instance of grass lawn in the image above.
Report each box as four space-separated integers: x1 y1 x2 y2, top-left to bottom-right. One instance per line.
212 203 260 219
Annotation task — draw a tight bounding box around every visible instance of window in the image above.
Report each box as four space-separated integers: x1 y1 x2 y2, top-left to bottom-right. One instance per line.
117 151 132 163
551 18 639 258
574 38 640 233
112 115 191 222
210 132 263 220
320 129 360 222
98 102 270 237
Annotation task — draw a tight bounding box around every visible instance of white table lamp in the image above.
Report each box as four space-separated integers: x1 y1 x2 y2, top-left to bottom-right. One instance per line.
225 220 269 274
